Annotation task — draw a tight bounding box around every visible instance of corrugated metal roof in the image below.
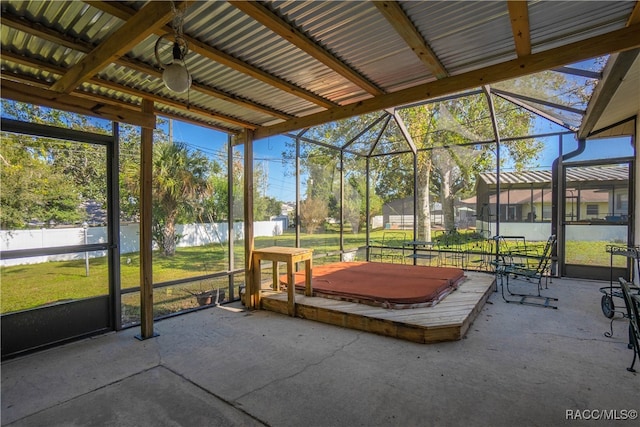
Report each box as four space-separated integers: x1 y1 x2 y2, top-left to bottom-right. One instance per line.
479 165 629 185
528 1 635 52
0 1 637 137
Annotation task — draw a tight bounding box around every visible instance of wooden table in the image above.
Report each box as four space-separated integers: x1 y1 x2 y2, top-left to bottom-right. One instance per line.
252 246 313 316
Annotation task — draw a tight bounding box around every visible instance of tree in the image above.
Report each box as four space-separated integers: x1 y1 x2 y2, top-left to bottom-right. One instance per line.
260 196 283 220
0 101 108 228
0 132 82 228
224 150 282 222
284 114 381 232
299 197 328 234
152 141 212 256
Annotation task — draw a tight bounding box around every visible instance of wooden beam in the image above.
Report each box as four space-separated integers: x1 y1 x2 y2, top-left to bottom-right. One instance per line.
0 14 93 52
1 50 255 131
578 49 640 139
138 99 155 340
3 8 295 121
507 1 531 57
373 1 448 79
1 71 148 117
0 78 156 129
228 0 384 96
627 1 640 26
254 23 640 140
243 129 256 309
85 0 337 109
51 1 180 93
186 37 337 110
191 81 294 121
156 110 237 134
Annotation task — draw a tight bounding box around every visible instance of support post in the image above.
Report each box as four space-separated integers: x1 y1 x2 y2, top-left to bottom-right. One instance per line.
482 86 501 237
109 123 122 330
137 99 156 340
365 157 371 261
227 134 235 300
243 129 256 308
339 151 345 258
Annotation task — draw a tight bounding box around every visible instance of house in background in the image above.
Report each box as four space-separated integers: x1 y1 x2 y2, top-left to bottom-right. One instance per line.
472 165 629 239
378 196 476 230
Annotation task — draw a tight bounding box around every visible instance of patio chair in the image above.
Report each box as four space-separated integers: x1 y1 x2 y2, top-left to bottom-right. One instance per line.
370 231 407 264
618 278 640 372
435 229 467 268
498 235 558 309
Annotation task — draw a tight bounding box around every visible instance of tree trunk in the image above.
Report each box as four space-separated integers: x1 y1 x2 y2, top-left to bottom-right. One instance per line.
416 155 432 241
440 169 456 231
163 212 177 256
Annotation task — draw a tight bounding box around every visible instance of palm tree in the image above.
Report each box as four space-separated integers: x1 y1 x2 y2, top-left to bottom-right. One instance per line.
153 141 211 256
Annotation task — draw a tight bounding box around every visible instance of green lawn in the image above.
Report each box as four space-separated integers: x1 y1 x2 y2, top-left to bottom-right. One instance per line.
0 230 622 315
0 230 366 314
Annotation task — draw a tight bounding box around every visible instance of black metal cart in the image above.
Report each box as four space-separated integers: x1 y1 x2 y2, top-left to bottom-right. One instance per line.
600 245 640 337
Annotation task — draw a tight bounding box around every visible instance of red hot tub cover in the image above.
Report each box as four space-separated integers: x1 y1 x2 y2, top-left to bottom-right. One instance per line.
281 261 466 309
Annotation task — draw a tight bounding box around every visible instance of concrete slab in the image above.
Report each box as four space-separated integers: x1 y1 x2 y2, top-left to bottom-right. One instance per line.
2 276 639 427
5 366 262 427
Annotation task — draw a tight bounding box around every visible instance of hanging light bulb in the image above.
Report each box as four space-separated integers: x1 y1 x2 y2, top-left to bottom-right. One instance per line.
162 40 191 93
155 3 191 94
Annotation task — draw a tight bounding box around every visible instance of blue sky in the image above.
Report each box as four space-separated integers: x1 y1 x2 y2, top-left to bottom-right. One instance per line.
165 116 633 202
165 120 296 201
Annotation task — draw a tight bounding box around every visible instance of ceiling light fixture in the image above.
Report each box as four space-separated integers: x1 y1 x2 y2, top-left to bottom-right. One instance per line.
155 2 191 93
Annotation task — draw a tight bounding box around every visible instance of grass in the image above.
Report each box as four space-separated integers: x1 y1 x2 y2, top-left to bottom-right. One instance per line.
0 229 624 315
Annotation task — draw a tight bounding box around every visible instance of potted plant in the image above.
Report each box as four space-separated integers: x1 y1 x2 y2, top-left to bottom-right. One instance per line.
183 287 225 306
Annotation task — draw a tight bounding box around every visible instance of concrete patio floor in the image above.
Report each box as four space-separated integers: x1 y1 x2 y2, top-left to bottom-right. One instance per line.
2 275 639 426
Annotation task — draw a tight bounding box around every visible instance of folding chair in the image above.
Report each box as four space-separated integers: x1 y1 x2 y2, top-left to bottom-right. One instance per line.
498 235 558 309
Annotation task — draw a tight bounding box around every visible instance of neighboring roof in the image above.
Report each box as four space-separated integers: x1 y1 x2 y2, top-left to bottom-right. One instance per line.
479 165 629 186
1 1 639 141
485 188 608 205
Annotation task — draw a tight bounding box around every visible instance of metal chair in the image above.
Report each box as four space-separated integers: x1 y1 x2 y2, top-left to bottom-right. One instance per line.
435 229 467 268
370 231 407 264
618 278 640 372
498 235 558 309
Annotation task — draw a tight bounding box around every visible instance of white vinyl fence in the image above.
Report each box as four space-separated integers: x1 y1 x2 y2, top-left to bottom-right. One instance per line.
1 220 285 267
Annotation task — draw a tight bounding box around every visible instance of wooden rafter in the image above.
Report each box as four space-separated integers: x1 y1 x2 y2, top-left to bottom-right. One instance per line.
155 109 238 134
507 0 531 57
0 49 259 130
1 79 156 128
628 1 640 26
51 1 182 93
373 1 448 79
3 9 293 121
84 0 337 110
0 14 89 52
0 70 142 115
228 0 385 96
252 23 640 140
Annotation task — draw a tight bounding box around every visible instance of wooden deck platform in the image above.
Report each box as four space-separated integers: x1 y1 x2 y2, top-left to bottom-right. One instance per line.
260 271 495 343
